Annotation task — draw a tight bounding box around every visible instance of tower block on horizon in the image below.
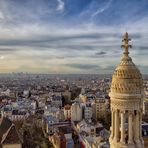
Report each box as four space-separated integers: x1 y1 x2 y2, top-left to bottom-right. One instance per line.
109 32 144 148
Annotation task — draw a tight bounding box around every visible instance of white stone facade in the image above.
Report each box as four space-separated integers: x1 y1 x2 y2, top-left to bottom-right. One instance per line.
71 102 82 122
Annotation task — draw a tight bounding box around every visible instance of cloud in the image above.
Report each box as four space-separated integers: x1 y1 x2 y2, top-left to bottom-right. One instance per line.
0 0 147 74
0 48 17 52
138 65 148 74
55 56 65 59
0 56 4 60
56 0 65 12
91 0 112 17
136 46 148 50
65 63 98 70
0 11 4 19
0 23 147 74
95 51 107 55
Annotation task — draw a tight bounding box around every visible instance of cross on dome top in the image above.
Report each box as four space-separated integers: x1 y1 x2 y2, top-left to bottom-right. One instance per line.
121 32 132 55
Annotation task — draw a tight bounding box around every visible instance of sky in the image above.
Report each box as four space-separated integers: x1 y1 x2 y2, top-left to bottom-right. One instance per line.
0 0 148 74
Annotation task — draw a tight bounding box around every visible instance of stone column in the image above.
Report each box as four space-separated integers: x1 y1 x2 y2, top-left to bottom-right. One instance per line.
139 111 143 141
134 111 140 143
120 111 125 143
114 110 119 141
128 111 133 144
111 109 114 139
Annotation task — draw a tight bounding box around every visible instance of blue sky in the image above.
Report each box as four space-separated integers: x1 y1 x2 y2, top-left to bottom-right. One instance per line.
0 0 148 74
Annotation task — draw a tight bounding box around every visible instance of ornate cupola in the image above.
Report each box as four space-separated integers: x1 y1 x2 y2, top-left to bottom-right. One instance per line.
109 32 144 148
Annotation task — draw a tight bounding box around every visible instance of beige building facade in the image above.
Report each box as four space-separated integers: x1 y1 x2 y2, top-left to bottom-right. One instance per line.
2 144 22 148
96 98 109 120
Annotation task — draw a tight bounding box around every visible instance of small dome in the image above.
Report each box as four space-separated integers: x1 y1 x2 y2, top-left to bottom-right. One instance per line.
111 54 143 95
110 33 143 96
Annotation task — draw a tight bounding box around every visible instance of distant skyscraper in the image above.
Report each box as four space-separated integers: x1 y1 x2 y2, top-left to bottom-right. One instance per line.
109 33 144 148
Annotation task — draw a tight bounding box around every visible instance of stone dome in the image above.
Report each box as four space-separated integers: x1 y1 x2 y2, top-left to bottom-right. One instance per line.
110 33 143 96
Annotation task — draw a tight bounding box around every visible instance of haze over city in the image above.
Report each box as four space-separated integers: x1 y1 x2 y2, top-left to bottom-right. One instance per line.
0 0 148 74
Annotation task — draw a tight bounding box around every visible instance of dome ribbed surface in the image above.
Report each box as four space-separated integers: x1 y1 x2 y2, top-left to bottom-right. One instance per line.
111 54 143 95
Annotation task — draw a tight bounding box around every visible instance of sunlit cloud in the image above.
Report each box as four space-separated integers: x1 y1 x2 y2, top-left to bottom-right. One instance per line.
0 56 4 60
0 0 148 74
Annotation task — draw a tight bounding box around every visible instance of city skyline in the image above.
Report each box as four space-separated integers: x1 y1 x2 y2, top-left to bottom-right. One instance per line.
0 0 148 74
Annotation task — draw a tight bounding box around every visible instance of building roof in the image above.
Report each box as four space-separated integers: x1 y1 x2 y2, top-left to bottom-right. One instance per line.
58 126 73 134
64 104 71 110
1 124 21 144
0 117 12 142
0 117 21 145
